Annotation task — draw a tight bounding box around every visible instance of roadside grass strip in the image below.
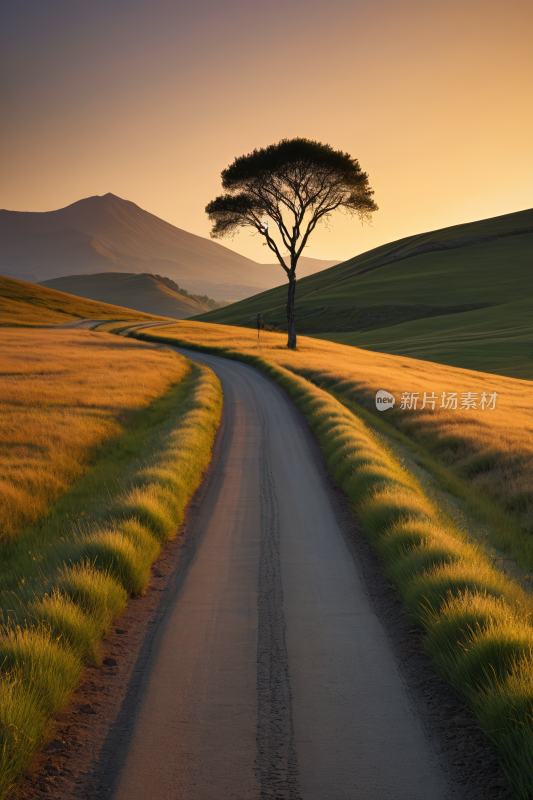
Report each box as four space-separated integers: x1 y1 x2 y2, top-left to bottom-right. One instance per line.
133 327 533 798
0 360 222 800
290 370 533 573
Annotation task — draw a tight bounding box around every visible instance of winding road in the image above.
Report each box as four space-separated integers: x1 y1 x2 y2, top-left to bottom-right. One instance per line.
105 348 449 799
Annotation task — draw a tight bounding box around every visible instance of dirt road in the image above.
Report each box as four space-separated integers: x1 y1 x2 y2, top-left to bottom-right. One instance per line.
105 349 449 800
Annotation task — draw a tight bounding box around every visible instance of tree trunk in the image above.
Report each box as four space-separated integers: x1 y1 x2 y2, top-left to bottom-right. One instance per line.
286 271 296 349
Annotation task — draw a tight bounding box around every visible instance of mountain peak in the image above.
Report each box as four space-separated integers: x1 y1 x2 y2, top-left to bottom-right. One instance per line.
81 192 122 204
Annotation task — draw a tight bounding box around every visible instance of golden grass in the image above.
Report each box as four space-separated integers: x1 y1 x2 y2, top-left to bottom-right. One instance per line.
0 275 166 327
0 328 189 544
139 321 533 533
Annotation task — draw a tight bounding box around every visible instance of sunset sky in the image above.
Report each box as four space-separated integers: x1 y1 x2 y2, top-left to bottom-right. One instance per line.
1 0 532 263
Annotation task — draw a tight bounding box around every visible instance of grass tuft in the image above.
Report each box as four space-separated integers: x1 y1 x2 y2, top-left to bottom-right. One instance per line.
28 593 102 664
55 563 128 625
111 487 174 542
0 627 81 715
358 486 434 536
81 531 152 596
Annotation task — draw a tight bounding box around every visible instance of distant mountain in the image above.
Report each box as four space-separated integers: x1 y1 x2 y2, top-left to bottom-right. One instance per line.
40 272 226 320
0 194 338 301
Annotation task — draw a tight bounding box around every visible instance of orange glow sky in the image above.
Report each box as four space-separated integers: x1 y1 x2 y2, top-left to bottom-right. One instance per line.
1 0 532 263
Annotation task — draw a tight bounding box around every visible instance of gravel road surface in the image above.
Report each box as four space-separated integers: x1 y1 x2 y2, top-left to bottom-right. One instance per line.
106 348 449 800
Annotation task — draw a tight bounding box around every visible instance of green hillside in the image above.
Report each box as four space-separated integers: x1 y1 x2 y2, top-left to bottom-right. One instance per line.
313 297 533 380
195 207 533 379
0 275 168 327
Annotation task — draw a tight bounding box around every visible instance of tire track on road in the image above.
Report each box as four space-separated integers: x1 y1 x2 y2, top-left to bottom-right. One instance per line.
254 386 301 799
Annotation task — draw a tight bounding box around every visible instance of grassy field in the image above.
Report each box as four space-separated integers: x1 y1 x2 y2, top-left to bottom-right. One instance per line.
0 275 168 327
194 208 533 380
0 330 222 799
130 319 533 797
0 328 189 544
312 296 533 380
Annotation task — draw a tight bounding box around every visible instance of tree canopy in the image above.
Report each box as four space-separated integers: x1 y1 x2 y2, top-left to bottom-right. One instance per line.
206 138 378 348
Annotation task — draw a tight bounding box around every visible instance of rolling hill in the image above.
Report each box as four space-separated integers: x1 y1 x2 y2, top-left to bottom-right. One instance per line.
262 255 340 278
0 275 169 327
40 272 223 319
194 207 533 380
0 194 338 301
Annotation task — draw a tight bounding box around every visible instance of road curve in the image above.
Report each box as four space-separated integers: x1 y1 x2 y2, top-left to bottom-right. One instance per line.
109 348 449 800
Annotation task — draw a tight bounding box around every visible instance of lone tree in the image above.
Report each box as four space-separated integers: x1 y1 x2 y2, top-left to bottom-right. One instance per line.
205 137 378 349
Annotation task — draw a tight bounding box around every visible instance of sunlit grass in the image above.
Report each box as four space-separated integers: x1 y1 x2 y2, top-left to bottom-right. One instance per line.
0 275 166 327
0 328 189 544
0 627 82 799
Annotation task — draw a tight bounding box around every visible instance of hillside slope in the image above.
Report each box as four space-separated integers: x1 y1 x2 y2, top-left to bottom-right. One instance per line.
40 272 217 319
0 194 337 300
262 255 340 279
0 275 168 327
313 297 533 380
195 207 533 380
